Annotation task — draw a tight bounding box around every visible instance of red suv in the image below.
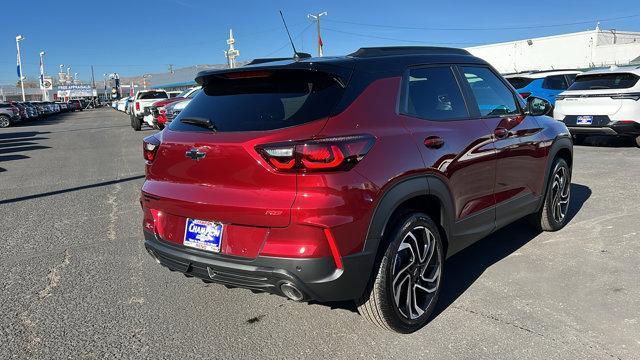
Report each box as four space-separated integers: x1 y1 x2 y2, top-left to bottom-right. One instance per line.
141 47 573 333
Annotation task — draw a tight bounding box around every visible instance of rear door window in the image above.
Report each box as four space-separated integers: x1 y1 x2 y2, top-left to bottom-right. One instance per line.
403 66 469 121
542 75 569 90
569 73 639 90
169 69 346 132
462 66 520 117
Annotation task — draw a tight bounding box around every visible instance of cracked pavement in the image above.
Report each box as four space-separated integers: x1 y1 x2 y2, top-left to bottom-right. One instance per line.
0 109 639 359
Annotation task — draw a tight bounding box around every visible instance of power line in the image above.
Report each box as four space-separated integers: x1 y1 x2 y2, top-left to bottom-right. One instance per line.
322 27 480 45
323 13 640 31
264 22 314 57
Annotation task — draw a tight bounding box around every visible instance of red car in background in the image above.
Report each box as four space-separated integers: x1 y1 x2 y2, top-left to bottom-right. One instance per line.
141 47 573 333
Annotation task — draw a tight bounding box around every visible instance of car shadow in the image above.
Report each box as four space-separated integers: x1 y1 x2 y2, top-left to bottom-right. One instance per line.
303 183 592 321
14 113 72 127
579 135 637 148
0 131 51 171
431 183 591 320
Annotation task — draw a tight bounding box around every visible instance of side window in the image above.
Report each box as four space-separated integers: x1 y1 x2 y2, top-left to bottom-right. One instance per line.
565 74 577 86
461 66 519 117
404 66 468 121
543 75 569 90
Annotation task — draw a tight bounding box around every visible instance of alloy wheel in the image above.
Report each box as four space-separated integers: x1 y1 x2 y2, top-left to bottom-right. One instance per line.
0 116 10 128
391 225 442 320
550 166 570 223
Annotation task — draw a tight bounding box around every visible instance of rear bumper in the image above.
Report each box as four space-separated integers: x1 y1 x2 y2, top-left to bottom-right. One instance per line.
143 230 375 302
567 122 640 136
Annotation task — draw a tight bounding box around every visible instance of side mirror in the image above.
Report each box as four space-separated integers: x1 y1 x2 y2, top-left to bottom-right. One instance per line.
526 96 552 116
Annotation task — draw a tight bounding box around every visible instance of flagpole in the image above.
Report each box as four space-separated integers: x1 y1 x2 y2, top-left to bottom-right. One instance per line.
16 35 26 101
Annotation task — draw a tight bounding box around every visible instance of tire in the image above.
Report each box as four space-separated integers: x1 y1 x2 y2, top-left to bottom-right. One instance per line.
357 213 444 333
635 135 640 148
0 115 11 128
529 158 571 231
131 114 142 131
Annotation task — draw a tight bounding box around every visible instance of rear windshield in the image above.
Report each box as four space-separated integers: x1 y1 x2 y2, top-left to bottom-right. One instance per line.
169 69 345 132
506 77 534 89
138 91 168 100
568 73 639 90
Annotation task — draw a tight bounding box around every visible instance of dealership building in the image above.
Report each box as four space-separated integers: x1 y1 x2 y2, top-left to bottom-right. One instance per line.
465 26 640 74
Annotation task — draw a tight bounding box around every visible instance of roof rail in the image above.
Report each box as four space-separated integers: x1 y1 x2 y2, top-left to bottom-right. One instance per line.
527 68 582 74
348 46 470 58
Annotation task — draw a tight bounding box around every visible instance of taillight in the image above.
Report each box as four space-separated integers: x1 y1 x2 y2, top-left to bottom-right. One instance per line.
256 135 374 173
519 92 531 99
143 135 160 163
135 102 140 110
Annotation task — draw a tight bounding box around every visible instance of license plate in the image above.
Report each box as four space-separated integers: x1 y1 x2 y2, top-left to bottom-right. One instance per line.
576 115 593 125
184 218 223 253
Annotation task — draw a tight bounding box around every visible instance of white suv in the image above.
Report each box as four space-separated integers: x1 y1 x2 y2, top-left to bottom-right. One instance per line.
554 66 640 147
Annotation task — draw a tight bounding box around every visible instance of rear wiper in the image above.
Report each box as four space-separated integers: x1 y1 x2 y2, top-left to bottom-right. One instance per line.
180 117 217 131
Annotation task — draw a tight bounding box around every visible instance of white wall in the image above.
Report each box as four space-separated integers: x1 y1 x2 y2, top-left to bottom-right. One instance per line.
465 29 640 74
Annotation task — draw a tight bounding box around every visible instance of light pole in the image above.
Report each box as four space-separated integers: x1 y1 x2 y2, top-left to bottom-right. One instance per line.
59 64 64 84
142 74 151 89
16 34 26 101
74 73 79 85
103 73 108 99
67 67 71 84
307 12 327 57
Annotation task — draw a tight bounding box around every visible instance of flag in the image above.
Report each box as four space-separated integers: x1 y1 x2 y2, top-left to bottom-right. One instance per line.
39 55 45 86
16 51 21 78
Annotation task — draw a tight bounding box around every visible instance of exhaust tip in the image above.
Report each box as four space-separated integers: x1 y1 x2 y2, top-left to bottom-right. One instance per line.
146 248 161 264
280 282 304 301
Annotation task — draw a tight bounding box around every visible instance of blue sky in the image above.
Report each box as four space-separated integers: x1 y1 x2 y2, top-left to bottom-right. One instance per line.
2 0 639 85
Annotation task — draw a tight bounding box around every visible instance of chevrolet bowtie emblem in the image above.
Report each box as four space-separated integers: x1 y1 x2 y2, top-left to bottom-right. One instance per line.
185 148 206 161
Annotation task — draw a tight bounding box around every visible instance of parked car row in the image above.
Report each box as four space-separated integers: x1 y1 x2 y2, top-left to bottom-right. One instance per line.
505 66 640 147
0 100 83 128
112 87 201 131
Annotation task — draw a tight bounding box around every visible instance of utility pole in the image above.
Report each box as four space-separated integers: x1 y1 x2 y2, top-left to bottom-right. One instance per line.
16 34 26 101
307 12 327 57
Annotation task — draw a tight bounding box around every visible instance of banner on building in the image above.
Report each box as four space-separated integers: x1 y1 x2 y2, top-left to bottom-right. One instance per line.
56 85 93 97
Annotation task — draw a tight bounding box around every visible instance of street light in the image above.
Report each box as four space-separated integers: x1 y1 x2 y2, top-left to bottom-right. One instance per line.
15 34 25 101
142 74 152 89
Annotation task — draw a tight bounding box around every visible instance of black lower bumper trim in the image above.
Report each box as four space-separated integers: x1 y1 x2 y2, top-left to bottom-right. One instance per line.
143 231 375 302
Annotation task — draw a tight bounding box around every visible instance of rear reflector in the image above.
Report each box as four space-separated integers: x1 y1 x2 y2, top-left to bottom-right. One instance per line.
323 228 343 269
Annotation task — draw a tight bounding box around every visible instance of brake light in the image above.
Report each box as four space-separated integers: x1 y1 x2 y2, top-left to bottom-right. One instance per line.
615 120 637 124
224 70 272 79
135 102 140 110
519 92 531 99
143 135 160 163
256 135 374 173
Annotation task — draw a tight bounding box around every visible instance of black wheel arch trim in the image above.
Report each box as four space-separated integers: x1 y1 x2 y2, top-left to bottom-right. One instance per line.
363 174 455 258
537 135 573 212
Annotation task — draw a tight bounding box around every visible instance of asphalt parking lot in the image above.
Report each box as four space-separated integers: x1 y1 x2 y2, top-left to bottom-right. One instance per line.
1 108 639 359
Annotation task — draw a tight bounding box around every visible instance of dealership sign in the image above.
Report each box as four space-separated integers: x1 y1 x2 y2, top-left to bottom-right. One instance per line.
40 77 53 90
57 85 93 97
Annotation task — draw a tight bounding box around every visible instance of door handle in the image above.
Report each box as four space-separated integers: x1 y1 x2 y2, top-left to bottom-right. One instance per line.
494 127 509 139
424 136 444 149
